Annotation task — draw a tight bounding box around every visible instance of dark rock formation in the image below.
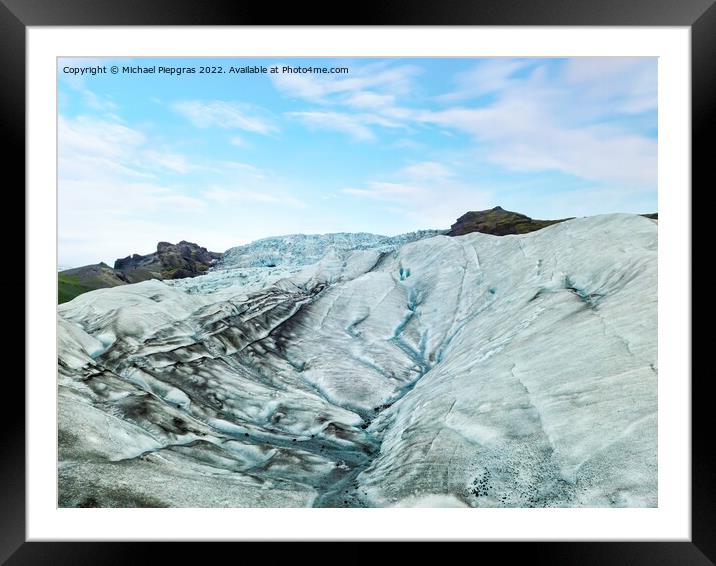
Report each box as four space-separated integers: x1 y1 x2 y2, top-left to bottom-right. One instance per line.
447 206 570 237
114 241 223 284
59 241 223 303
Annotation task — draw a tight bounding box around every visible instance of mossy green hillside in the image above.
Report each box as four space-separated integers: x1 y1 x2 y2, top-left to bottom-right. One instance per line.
58 273 103 304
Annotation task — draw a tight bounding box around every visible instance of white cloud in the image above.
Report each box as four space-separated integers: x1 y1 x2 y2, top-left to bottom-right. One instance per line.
229 135 249 147
271 63 420 104
59 113 310 263
271 62 422 143
172 100 277 134
392 138 424 151
401 161 454 180
65 180 206 214
58 115 214 265
438 59 534 102
217 161 267 179
287 111 395 141
535 185 657 219
289 111 372 140
344 182 427 201
344 91 397 109
81 89 118 112
418 78 657 187
203 187 306 208
342 162 490 227
59 71 119 112
276 59 656 189
144 150 192 174
58 115 152 180
59 115 144 161
200 161 309 212
59 115 207 179
564 57 657 114
59 177 208 266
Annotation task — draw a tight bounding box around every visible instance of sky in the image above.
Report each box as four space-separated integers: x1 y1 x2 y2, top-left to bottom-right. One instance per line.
58 57 657 267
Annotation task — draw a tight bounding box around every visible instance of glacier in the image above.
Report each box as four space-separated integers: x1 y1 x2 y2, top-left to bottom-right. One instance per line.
165 229 443 295
57 214 657 508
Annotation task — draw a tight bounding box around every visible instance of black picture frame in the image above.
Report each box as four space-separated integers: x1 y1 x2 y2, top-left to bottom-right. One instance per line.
5 0 709 562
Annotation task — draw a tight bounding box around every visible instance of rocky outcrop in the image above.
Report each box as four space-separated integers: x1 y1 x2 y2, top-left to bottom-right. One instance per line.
58 241 223 303
447 206 657 237
114 241 223 284
447 206 570 237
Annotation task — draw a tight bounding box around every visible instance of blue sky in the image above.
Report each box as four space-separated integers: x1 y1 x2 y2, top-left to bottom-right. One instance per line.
58 57 657 267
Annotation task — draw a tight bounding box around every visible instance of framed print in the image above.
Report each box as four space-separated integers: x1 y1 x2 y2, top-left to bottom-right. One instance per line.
6 0 709 562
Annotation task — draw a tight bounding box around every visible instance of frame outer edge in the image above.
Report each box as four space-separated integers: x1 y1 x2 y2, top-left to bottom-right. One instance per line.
691 1 716 563
0 0 714 26
0 0 27 564
7 0 711 562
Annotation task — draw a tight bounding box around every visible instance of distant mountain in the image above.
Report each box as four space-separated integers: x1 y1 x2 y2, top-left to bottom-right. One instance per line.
114 240 223 283
58 262 127 304
447 206 657 237
58 241 222 304
447 206 570 237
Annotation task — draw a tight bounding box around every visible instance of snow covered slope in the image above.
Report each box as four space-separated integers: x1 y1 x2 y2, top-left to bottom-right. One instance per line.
220 230 444 269
165 229 443 295
57 214 657 508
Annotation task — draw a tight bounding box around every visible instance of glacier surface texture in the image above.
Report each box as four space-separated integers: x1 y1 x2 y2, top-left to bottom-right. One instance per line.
57 214 657 508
